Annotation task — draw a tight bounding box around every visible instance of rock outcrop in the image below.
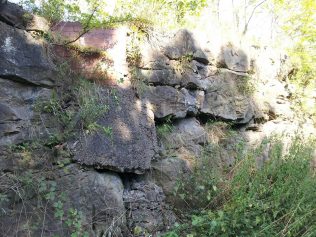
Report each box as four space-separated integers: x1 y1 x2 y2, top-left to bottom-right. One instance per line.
0 3 315 237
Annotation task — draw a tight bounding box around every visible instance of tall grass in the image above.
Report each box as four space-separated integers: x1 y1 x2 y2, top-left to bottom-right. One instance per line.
166 136 316 237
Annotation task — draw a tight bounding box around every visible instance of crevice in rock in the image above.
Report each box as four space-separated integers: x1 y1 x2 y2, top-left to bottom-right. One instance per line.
0 74 53 88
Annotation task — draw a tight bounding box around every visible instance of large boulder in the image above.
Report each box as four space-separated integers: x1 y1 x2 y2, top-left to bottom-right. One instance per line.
158 118 207 163
162 29 207 63
163 118 208 149
0 21 56 87
73 88 158 174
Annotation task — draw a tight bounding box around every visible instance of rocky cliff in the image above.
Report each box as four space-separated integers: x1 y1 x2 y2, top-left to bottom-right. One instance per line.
0 2 315 237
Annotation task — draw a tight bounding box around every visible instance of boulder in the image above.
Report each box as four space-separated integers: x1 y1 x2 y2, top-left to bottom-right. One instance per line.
163 29 199 60
26 15 50 32
143 86 204 119
73 88 158 174
165 118 208 148
218 44 250 72
0 21 56 87
151 157 191 198
200 69 255 124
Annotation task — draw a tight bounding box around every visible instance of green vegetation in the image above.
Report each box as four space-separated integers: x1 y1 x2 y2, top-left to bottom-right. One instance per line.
165 136 316 237
237 75 256 96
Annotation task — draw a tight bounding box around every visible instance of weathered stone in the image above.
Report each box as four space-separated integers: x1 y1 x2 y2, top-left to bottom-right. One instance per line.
0 78 52 146
166 118 208 148
218 44 249 72
140 69 181 86
0 165 127 237
0 21 56 87
151 157 191 198
123 179 176 235
143 86 203 119
0 2 27 29
56 165 127 236
73 88 158 174
193 48 209 64
200 69 255 123
163 29 197 59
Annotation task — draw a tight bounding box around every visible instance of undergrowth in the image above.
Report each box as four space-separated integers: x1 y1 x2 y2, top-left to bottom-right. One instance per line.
165 136 316 237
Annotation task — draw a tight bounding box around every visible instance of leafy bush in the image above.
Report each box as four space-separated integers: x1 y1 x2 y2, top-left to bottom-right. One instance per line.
166 136 316 237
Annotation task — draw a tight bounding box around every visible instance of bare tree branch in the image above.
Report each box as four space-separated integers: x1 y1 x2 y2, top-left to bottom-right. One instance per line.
243 0 267 35
53 6 98 46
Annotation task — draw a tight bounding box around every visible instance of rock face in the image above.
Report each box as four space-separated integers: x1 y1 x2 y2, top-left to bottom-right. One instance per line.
137 29 256 124
0 78 52 145
56 166 127 236
123 179 176 235
74 88 158 174
144 86 203 119
0 21 55 87
1 4 315 237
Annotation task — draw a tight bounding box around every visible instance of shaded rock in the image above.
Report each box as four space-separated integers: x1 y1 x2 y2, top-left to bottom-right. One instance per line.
193 48 209 64
0 1 27 29
0 165 127 237
56 165 127 236
166 118 208 148
158 118 207 164
0 78 52 146
0 21 56 87
200 69 255 124
143 86 204 119
218 44 249 72
73 88 158 174
140 69 181 86
151 157 191 198
123 179 176 235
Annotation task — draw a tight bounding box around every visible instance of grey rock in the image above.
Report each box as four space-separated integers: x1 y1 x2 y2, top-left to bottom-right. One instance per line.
123 179 176 234
56 166 127 236
163 29 197 59
143 86 203 119
151 157 191 198
140 69 181 86
0 21 56 87
193 48 209 64
0 1 26 29
74 88 158 174
166 118 208 148
26 15 50 32
0 165 127 237
0 78 52 146
218 44 249 72
200 69 255 124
